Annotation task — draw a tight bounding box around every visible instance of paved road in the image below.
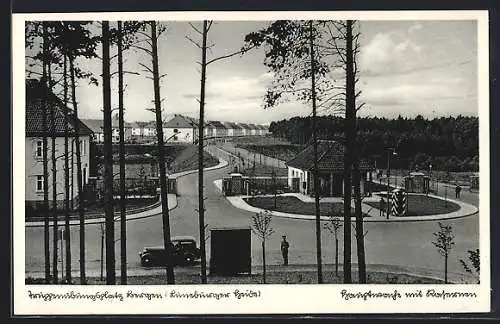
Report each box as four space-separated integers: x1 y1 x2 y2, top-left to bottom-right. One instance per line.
25 145 479 283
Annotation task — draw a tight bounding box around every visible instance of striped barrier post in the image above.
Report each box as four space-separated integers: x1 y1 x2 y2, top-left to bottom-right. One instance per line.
391 189 407 217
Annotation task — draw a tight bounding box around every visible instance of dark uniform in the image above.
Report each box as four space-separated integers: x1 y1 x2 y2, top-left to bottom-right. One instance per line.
281 236 289 266
379 198 386 217
455 185 462 198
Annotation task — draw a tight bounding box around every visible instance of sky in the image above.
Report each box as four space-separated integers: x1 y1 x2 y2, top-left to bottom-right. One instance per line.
28 19 478 124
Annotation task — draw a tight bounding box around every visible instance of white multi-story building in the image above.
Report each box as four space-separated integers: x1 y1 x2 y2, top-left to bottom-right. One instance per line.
163 114 199 144
25 79 93 211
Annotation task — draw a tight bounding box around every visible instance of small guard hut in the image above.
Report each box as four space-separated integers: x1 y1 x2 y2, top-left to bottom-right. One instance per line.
404 172 430 193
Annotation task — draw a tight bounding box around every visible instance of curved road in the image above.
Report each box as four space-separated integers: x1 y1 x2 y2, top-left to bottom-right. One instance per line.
25 146 479 282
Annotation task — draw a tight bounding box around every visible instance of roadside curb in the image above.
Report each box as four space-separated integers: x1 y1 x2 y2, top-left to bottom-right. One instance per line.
213 180 478 223
25 150 228 228
25 194 178 227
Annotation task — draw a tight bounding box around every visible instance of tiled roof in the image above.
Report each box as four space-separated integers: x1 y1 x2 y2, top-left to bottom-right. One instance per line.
238 123 252 130
134 121 151 128
164 114 198 128
222 122 234 129
80 119 103 133
111 116 133 128
208 121 226 129
26 79 92 137
286 140 373 172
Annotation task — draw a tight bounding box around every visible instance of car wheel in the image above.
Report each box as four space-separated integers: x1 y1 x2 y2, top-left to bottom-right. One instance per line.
184 254 195 266
141 257 152 267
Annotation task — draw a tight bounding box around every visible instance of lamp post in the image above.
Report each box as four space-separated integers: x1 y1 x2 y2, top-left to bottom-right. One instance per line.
429 163 432 195
386 148 397 219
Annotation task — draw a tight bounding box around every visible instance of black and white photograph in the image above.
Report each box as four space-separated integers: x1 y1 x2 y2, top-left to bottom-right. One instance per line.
13 11 490 315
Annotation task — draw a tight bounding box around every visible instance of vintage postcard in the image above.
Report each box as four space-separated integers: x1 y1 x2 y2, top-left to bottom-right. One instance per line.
13 10 490 315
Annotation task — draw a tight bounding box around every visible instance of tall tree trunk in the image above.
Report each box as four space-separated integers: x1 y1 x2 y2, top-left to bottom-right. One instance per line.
335 236 339 277
63 53 72 282
309 20 323 284
445 253 448 284
41 22 51 282
69 55 86 284
117 21 127 285
151 21 175 284
262 240 266 284
197 20 208 284
102 21 116 285
49 63 58 284
346 20 367 284
343 20 355 284
353 162 366 283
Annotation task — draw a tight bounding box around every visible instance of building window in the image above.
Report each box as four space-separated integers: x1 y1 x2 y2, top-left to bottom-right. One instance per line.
35 140 43 158
36 175 44 192
79 140 86 155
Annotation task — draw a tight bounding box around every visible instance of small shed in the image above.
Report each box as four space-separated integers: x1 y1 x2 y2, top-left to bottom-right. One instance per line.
404 172 430 193
209 227 252 276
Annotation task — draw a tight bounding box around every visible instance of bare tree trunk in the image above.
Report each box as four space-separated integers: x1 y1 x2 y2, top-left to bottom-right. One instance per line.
343 20 355 284
197 20 208 284
445 253 448 284
50 63 58 284
262 240 266 284
353 162 366 283
151 21 175 284
41 22 51 282
102 21 116 285
69 55 86 284
63 53 71 282
335 236 339 277
345 19 367 284
309 20 323 284
117 21 127 285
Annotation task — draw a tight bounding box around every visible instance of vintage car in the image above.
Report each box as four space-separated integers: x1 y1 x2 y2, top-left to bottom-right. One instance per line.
138 236 201 267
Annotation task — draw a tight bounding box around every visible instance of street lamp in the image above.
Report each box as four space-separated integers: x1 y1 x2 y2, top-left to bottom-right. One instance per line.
429 163 433 195
386 148 397 219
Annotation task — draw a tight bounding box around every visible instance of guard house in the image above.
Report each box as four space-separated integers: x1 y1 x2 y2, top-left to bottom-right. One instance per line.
286 140 373 197
404 172 430 193
470 173 479 191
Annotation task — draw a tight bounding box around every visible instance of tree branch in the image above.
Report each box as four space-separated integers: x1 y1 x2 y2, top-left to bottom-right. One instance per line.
206 44 257 66
185 35 202 49
138 62 154 74
188 22 203 35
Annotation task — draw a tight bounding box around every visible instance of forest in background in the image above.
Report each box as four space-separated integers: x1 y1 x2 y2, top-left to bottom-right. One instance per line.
269 114 479 172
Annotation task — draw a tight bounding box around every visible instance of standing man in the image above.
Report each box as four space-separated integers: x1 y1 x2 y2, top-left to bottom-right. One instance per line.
379 197 386 217
455 185 462 198
281 235 289 266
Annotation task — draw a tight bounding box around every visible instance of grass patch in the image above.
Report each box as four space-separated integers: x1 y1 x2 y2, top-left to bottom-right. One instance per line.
26 198 158 221
244 196 361 216
236 144 305 162
95 145 219 178
240 164 288 177
26 271 443 285
365 194 460 216
168 145 219 174
369 181 397 192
